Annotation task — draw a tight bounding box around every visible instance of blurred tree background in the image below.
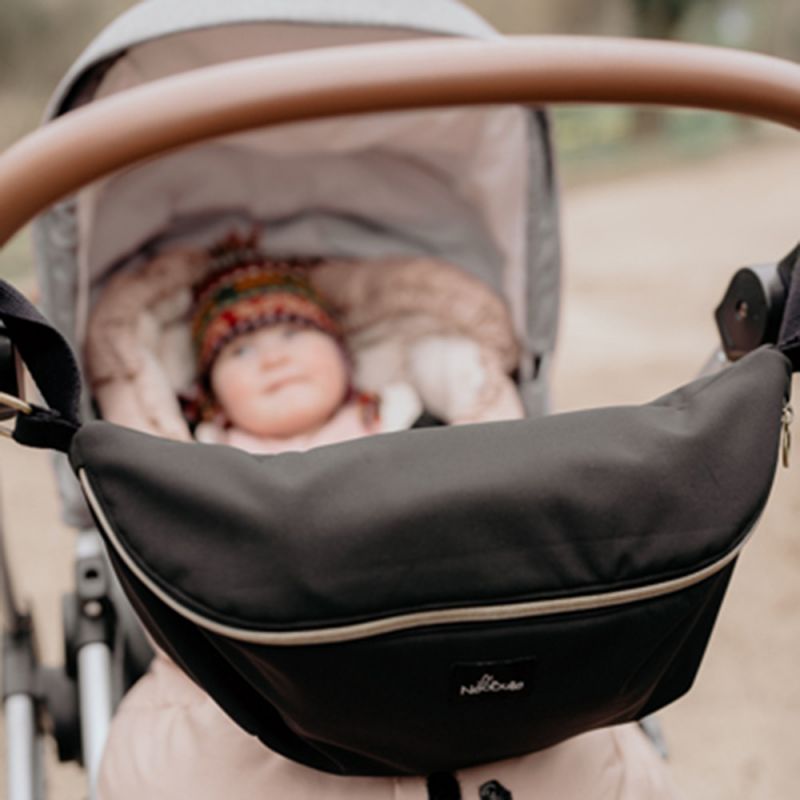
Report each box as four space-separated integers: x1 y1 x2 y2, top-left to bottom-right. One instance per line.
466 0 800 174
2 0 799 153
2 0 799 159
0 0 133 146
0 0 799 281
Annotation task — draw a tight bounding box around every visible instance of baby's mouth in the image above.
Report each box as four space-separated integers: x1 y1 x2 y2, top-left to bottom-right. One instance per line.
263 374 305 392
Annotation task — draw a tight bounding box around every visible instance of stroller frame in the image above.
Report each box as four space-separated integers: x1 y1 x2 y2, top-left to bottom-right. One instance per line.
1 513 140 795
2 27 800 800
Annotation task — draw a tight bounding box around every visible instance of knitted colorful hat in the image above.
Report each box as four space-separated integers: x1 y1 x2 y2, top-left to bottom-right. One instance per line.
191 246 342 379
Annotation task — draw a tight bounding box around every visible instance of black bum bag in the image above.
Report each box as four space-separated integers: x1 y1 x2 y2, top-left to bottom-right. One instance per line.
2 266 799 777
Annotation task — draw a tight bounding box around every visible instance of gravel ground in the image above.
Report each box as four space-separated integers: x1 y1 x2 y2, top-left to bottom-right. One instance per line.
1 136 800 798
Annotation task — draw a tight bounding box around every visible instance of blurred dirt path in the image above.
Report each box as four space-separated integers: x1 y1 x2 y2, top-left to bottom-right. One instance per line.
1 136 799 798
555 135 800 800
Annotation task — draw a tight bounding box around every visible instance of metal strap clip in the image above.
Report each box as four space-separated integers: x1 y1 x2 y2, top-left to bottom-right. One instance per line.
0 391 32 439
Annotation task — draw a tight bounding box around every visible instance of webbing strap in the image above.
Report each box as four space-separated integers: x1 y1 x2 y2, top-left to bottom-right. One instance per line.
0 279 81 452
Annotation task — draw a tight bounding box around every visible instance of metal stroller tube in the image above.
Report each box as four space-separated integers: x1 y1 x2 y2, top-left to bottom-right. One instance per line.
1 493 43 800
4 696 41 800
0 509 24 637
74 531 114 799
2 36 800 247
77 643 112 795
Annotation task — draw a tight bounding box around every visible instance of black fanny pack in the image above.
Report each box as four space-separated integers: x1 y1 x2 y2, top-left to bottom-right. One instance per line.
2 258 799 777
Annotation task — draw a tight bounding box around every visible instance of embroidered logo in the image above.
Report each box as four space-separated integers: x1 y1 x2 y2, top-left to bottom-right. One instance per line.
450 657 536 703
459 673 525 697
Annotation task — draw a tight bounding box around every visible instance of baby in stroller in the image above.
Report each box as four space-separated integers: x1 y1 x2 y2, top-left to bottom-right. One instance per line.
83 223 680 800
185 231 525 451
185 235 389 450
28 2 685 796
85 227 527 446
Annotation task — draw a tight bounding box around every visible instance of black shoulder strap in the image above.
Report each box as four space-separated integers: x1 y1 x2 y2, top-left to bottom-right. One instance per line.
0 280 81 452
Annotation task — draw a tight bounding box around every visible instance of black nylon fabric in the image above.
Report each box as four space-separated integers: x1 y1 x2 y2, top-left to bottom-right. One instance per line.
110 546 735 776
222 567 733 774
70 347 790 632
69 345 791 775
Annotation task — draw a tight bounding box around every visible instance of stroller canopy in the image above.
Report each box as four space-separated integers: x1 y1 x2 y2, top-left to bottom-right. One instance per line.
31 0 561 526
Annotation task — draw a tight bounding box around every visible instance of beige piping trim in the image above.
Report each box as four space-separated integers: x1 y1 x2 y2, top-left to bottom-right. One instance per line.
79 468 752 647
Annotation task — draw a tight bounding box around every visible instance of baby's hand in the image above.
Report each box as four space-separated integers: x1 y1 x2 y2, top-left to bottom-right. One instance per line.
379 382 423 432
407 334 524 424
408 335 487 423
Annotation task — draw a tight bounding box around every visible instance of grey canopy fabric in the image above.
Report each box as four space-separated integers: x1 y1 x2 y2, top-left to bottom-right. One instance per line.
31 0 561 526
45 0 500 119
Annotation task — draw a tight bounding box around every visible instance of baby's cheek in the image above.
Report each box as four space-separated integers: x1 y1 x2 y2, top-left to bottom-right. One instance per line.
316 349 349 396
210 362 252 411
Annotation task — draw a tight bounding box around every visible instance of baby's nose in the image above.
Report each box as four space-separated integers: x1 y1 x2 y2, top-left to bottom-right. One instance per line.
258 343 288 367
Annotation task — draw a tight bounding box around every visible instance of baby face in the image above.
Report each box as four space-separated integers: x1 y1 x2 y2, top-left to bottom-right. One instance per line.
210 323 349 437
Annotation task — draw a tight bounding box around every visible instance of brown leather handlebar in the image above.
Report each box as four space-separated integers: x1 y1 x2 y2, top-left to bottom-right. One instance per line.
1 35 800 247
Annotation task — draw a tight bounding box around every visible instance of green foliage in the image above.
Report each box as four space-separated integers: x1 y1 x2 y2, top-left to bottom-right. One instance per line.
0 1 134 147
1 0 134 92
630 0 700 38
0 0 51 80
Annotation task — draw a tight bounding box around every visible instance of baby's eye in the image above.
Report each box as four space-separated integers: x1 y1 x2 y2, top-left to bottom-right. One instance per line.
281 326 302 340
230 341 255 357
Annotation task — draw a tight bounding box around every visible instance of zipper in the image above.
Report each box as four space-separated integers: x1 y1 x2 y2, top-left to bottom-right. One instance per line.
78 468 754 648
782 402 793 468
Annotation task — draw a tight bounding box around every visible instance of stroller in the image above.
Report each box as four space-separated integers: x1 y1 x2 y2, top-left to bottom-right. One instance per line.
2 1 800 798
4 5 560 797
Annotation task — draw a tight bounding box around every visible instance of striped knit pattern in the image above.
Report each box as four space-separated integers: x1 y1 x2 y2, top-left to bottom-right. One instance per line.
192 260 341 377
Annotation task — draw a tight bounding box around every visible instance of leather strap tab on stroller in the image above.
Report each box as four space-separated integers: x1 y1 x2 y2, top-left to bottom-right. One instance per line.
777 243 800 370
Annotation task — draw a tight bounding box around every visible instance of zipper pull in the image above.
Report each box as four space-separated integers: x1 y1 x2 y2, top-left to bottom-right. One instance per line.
782 402 793 468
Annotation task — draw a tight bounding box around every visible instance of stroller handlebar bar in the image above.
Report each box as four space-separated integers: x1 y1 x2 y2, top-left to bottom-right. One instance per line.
1 35 800 248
